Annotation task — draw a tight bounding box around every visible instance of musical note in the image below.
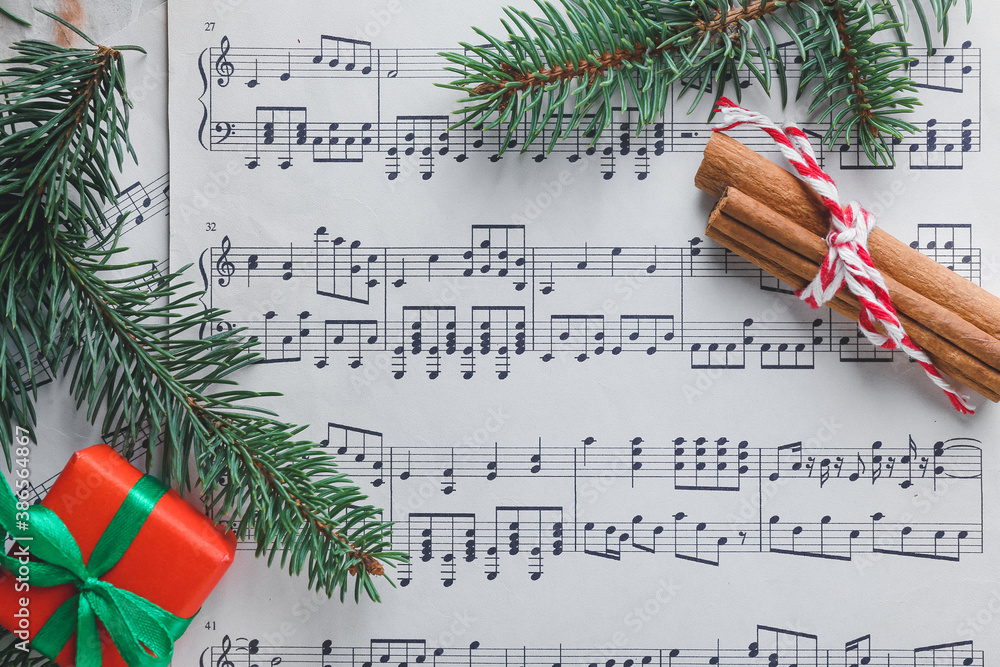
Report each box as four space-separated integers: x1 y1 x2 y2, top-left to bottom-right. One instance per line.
324 422 383 465
912 223 978 282
756 626 818 667
673 437 745 491
486 442 499 481
280 52 291 81
467 306 526 379
544 315 605 363
913 641 977 667
911 42 977 93
616 315 675 355
387 115 450 180
845 635 871 667
369 639 428 667
495 506 563 580
442 448 456 495
112 181 153 225
246 59 260 88
313 35 373 73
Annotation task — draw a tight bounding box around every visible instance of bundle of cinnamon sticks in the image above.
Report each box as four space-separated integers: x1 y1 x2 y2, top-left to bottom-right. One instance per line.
695 132 1000 404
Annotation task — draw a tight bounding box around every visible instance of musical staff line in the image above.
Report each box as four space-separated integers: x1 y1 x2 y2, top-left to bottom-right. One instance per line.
201 226 982 301
326 430 981 491
197 224 983 376
198 33 981 177
380 512 981 581
202 114 982 176
222 421 983 584
201 629 983 667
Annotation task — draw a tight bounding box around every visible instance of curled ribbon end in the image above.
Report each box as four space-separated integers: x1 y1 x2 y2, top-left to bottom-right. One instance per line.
714 98 742 132
948 394 976 415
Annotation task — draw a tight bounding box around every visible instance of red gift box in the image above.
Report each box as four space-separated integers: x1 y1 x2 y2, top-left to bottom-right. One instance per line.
0 444 237 667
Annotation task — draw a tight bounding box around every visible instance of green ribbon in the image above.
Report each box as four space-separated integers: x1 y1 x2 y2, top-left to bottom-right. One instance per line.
0 470 194 667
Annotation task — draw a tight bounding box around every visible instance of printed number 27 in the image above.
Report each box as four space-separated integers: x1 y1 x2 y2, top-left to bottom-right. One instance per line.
205 22 216 31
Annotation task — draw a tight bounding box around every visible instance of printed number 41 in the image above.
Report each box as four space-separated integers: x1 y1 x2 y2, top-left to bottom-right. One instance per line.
205 22 216 31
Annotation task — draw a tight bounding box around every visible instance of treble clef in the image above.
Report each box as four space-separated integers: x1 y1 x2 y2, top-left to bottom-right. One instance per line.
215 636 235 667
216 235 236 287
215 36 235 87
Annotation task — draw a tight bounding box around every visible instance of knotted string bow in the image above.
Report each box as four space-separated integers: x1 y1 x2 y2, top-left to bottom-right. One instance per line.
714 97 974 414
0 471 193 667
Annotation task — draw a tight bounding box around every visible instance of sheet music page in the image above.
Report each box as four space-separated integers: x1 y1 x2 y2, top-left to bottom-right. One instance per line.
167 2 1000 667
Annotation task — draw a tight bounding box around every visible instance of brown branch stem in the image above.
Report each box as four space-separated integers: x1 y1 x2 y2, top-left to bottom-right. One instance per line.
31 45 119 198
471 1 798 110
693 0 793 35
827 0 877 132
56 45 118 153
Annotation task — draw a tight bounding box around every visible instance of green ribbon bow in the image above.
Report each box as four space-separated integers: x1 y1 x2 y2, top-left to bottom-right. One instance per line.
0 471 194 667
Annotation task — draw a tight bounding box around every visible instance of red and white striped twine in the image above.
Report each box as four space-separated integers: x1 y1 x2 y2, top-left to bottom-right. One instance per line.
713 97 974 414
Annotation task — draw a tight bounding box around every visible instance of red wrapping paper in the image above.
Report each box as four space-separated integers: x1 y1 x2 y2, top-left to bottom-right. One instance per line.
0 444 237 667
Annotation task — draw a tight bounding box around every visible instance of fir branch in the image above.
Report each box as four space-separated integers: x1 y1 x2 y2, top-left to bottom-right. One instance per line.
797 0 921 164
0 14 404 603
439 0 972 165
467 1 788 108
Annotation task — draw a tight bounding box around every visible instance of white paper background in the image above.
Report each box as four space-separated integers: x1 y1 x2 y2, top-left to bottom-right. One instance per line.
19 1 1000 664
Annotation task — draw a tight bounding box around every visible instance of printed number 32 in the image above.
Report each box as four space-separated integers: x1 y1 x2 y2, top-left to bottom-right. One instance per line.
206 222 217 232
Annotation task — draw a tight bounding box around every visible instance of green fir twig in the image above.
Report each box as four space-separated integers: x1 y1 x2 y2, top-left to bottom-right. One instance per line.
0 12 403 643
439 0 972 165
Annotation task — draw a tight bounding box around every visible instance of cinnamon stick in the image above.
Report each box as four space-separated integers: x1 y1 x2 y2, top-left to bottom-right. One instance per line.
718 187 1000 373
706 205 1000 403
695 132 1000 339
